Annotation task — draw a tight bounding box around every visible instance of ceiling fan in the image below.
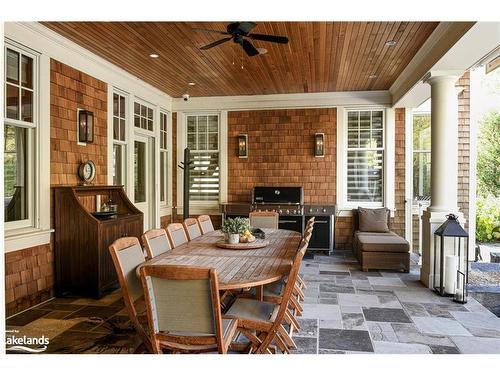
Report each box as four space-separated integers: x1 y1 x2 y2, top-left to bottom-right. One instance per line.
193 22 289 57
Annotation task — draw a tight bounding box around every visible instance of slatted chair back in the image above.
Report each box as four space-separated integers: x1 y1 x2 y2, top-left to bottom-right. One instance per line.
183 218 203 240
142 229 172 260
139 265 229 353
109 237 151 351
304 222 314 243
197 215 215 234
249 211 279 229
306 216 315 228
258 239 309 353
166 223 189 248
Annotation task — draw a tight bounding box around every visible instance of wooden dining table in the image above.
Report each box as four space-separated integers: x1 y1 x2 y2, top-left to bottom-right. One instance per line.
136 229 301 296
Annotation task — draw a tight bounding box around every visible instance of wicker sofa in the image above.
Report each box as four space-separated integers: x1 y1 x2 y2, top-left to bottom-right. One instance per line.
352 208 410 273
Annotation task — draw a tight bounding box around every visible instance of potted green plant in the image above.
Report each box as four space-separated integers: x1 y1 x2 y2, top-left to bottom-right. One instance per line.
221 217 250 244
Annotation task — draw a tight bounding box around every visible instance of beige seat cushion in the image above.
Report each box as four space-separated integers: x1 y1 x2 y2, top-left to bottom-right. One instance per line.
356 233 409 253
358 207 390 232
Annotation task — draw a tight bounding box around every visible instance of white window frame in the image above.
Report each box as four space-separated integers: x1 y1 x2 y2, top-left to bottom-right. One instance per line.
4 42 38 231
186 113 220 204
4 39 52 252
111 89 128 188
345 108 385 207
133 98 155 135
337 106 395 216
176 111 227 214
411 110 432 211
159 110 169 207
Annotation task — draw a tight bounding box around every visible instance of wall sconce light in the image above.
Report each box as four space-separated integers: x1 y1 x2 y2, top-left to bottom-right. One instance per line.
78 109 94 143
314 133 325 157
238 134 248 158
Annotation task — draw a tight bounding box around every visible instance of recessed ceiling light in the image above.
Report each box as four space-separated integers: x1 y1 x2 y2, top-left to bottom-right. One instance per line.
149 53 159 58
368 74 377 79
188 82 196 86
385 40 397 46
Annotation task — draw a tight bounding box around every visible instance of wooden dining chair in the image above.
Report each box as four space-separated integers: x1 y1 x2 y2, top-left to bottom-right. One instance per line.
183 218 202 241
166 223 189 248
249 211 279 229
224 239 309 354
197 215 215 234
142 229 172 260
108 237 152 353
139 264 238 354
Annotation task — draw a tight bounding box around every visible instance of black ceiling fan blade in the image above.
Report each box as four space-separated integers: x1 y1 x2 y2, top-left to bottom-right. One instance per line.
192 27 229 35
247 33 289 44
240 39 260 56
228 21 257 35
200 37 232 50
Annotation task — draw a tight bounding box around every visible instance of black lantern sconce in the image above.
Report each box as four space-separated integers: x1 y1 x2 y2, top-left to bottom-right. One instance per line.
433 213 469 304
78 109 94 143
238 134 248 158
314 133 325 157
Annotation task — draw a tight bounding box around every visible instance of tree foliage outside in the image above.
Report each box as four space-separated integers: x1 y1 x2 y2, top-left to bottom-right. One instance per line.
476 111 500 242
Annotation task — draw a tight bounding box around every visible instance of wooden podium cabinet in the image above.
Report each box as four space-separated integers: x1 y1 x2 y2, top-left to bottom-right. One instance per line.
54 185 143 298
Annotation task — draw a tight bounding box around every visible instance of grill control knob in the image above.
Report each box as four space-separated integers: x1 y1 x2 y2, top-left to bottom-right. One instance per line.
322 208 327 213
278 209 282 214
286 209 290 214
309 208 313 213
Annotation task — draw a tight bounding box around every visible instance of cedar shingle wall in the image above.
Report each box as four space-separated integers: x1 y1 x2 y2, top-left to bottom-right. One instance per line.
227 108 337 203
5 244 54 317
457 71 470 228
393 108 406 237
50 59 108 186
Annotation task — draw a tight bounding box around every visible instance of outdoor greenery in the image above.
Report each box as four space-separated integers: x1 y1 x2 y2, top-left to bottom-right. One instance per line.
476 195 500 242
477 111 500 197
221 217 250 235
476 111 500 242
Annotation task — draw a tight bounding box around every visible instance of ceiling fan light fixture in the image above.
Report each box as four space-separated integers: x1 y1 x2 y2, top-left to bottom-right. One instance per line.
188 82 196 86
257 47 268 55
149 53 159 58
368 74 377 79
385 40 397 46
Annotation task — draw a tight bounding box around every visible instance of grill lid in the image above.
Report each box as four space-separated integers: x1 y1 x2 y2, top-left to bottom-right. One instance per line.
252 186 303 205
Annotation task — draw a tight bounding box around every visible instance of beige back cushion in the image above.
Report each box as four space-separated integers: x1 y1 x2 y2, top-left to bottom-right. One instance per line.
170 228 188 247
146 277 215 335
149 235 170 258
250 215 278 229
358 207 390 233
199 218 214 234
186 223 202 240
117 244 146 301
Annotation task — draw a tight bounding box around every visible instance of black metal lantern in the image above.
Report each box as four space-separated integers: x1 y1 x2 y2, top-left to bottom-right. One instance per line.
78 109 94 143
433 213 469 303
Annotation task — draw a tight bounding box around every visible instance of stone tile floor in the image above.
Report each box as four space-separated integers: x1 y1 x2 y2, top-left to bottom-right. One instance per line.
5 250 500 354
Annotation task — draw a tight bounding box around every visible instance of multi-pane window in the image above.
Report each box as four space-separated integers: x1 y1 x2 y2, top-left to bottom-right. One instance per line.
112 92 127 186
413 113 431 203
186 114 219 201
4 45 36 225
134 101 154 131
347 110 384 203
160 112 168 204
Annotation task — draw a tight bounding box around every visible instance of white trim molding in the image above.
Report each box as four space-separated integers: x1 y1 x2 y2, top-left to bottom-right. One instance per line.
172 90 392 112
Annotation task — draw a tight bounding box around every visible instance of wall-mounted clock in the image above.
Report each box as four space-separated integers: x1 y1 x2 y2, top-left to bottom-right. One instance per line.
78 160 96 184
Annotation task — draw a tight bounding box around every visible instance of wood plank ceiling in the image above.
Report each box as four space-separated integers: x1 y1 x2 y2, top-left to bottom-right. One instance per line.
42 22 439 97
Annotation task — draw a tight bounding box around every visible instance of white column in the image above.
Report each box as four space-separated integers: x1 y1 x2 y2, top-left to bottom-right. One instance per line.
420 71 464 287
